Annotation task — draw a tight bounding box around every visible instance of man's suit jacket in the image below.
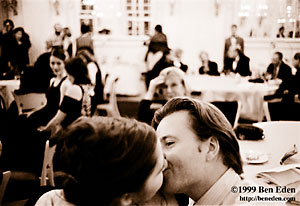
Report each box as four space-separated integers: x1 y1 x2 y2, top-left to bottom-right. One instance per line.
266 61 292 81
223 52 251 76
199 61 219 76
224 36 244 61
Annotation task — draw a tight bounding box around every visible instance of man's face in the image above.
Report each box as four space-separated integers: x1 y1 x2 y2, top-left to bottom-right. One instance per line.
272 54 281 65
4 22 13 33
156 111 209 194
231 26 237 36
293 58 300 69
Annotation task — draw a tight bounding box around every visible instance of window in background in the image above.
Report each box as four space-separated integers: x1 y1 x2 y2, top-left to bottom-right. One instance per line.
80 0 95 31
126 0 151 36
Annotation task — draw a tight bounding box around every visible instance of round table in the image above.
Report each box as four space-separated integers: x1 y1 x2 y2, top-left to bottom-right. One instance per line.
187 75 278 121
239 121 300 177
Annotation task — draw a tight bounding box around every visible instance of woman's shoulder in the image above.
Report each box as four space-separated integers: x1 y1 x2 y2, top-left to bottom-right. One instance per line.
35 189 75 206
65 84 83 101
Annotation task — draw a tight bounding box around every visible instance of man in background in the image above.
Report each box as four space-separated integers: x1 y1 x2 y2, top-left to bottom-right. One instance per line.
224 24 244 63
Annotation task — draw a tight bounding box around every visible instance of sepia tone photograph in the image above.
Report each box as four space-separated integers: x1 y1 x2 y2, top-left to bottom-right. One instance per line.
0 0 300 205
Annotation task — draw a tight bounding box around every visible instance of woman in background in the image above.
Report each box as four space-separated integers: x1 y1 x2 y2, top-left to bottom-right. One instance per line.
28 47 69 128
36 116 170 206
38 57 90 134
77 49 104 115
11 27 31 76
138 67 189 125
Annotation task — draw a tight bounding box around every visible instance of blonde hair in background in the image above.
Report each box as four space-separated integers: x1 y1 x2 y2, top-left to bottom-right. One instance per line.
158 66 190 96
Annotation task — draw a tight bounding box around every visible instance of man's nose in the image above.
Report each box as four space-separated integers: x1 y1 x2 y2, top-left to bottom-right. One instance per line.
162 158 168 171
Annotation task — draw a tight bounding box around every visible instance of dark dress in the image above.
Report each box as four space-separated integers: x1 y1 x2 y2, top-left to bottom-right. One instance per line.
59 86 84 128
10 33 31 74
90 62 104 114
28 76 67 128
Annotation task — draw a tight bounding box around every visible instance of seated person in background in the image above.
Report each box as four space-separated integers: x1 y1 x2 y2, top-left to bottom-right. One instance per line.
223 46 251 76
265 52 300 102
0 56 90 175
139 67 189 125
172 48 188 73
152 97 245 205
265 51 292 83
276 26 285 38
38 57 91 134
77 49 104 115
291 52 300 100
36 116 173 206
198 51 219 76
27 47 69 128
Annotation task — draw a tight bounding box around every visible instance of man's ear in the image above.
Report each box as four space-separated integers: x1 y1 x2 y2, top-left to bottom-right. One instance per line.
206 136 220 161
120 193 133 206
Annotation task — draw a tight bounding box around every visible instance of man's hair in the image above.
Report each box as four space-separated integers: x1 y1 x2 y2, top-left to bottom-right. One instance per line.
294 52 300 61
152 97 243 175
279 26 285 32
80 24 90 34
155 24 162 33
60 116 158 206
3 19 14 28
274 51 283 60
231 24 237 29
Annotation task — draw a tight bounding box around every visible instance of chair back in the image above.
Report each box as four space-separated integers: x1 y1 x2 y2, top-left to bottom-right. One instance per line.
264 101 300 121
12 91 46 115
0 171 11 204
95 76 121 117
211 101 241 129
40 140 56 187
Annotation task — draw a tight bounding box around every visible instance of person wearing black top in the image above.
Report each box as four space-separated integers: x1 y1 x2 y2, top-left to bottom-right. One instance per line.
38 57 90 133
199 51 219 76
77 49 104 115
223 46 251 76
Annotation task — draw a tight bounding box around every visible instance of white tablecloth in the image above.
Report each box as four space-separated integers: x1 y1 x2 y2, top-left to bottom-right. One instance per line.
187 75 278 121
239 121 300 177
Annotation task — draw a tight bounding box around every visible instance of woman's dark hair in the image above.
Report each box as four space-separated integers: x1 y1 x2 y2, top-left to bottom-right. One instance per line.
77 49 97 63
65 57 91 85
50 47 66 61
13 27 24 34
152 97 243 175
59 116 158 206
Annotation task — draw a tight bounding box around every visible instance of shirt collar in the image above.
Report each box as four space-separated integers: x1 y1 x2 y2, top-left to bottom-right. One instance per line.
193 168 241 206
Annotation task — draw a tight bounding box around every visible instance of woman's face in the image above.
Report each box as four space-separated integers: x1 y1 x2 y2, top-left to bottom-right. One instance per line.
161 74 186 100
50 56 65 77
133 140 166 203
15 31 22 40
